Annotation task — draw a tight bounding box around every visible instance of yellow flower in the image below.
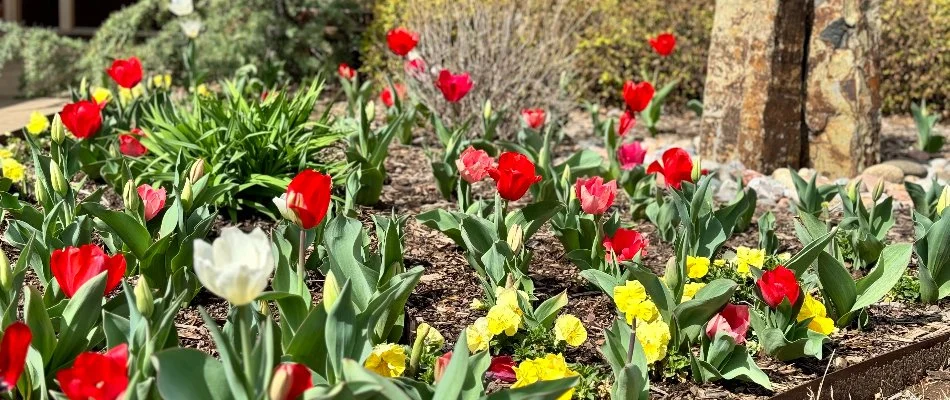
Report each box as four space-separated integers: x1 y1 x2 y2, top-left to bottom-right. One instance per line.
195 84 211 97
681 282 706 302
735 247 765 276
486 304 521 336
2 158 25 182
614 280 658 325
0 148 13 159
637 319 671 365
152 74 172 89
364 343 406 378
26 111 49 135
466 317 492 353
553 314 587 347
512 354 578 400
938 186 950 216
119 85 145 105
92 87 113 104
686 256 710 279
494 286 525 315
778 252 792 262
470 298 485 310
796 294 836 335
713 259 726 268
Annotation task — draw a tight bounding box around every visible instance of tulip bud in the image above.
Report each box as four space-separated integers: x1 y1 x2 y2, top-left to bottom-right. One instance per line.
269 363 313 400
364 100 375 122
561 167 573 199
433 352 452 383
49 160 68 196
483 99 493 120
937 186 950 217
181 178 194 210
189 158 206 182
847 180 859 202
134 278 154 317
506 224 524 253
872 178 885 201
322 270 340 312
0 251 12 292
691 158 703 182
34 178 49 205
79 77 88 98
123 180 140 211
50 114 65 144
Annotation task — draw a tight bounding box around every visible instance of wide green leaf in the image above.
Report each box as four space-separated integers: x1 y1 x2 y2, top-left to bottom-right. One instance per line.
153 348 234 400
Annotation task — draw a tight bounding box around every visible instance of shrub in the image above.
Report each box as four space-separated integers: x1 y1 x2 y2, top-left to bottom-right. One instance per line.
879 0 950 117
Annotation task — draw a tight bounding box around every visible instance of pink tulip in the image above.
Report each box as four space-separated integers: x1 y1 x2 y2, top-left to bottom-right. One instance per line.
617 142 647 170
521 108 545 130
136 183 167 221
705 303 750 345
455 146 493 184
575 177 617 215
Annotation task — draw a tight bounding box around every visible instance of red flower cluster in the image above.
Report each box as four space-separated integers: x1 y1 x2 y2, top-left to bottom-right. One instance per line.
286 169 333 230
119 128 147 157
649 33 676 56
756 265 801 308
487 152 542 201
646 147 694 189
602 228 647 262
60 100 102 140
380 83 407 108
51 244 127 298
386 27 419 56
435 70 473 103
106 57 143 89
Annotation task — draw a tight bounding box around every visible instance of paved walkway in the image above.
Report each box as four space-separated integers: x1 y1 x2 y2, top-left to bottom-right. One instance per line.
0 97 68 135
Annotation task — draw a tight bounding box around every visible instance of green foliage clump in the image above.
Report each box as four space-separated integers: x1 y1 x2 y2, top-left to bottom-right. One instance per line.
879 0 950 117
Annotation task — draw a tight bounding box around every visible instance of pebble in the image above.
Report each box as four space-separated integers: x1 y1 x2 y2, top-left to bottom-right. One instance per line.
884 159 929 177
747 176 793 204
861 163 905 184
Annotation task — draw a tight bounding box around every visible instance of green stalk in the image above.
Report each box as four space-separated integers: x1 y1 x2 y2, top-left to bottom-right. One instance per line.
239 305 256 398
494 193 506 238
626 319 638 364
298 229 307 295
407 324 430 378
591 214 603 270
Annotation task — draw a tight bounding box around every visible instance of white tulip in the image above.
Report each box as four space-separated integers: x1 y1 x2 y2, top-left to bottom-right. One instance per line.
272 194 302 225
168 0 194 16
193 227 273 305
179 19 203 39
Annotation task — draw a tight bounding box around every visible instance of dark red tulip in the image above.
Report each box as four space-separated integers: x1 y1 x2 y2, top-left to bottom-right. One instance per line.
386 27 419 56
618 110 635 136
646 147 693 189
51 244 127 298
286 169 332 230
521 108 545 130
118 132 147 157
60 100 102 139
380 83 407 108
756 265 801 309
622 81 654 113
486 355 516 383
337 63 356 80
487 152 542 201
0 322 31 393
106 57 143 89
602 228 647 262
649 33 676 56
269 363 313 400
57 344 128 400
435 70 473 103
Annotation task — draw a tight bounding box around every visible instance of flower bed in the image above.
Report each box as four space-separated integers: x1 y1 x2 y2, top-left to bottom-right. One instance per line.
0 18 948 400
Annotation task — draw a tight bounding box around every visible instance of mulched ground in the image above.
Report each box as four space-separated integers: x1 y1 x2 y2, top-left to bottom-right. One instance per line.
4 112 948 399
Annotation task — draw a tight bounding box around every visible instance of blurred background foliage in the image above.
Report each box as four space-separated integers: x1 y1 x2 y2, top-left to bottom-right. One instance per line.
0 0 948 116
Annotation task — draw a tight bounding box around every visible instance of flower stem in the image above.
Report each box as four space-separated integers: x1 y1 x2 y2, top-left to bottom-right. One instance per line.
407 324 430 378
591 214 603 270
298 229 307 295
494 193 506 238
627 319 638 364
239 305 256 397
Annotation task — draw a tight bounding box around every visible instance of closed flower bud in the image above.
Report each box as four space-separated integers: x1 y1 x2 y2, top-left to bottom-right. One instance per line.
123 180 140 212
0 251 11 292
847 180 859 202
506 224 524 253
937 186 950 217
872 178 884 201
34 178 49 205
50 114 65 144
189 158 206 182
79 77 88 98
181 178 194 210
691 158 703 182
134 278 154 317
49 160 68 196
323 270 340 312
483 99 493 120
364 100 375 122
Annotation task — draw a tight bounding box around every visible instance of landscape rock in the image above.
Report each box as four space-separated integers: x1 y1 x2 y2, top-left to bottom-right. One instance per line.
771 167 794 190
884 159 928 177
748 176 794 204
860 163 904 184
715 178 740 203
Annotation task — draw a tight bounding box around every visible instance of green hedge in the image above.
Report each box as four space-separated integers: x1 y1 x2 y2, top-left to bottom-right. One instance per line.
364 0 950 116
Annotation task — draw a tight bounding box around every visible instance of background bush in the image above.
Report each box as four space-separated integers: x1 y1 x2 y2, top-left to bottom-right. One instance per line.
366 0 950 117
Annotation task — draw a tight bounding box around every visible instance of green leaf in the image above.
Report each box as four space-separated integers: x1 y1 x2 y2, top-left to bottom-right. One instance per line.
484 378 579 400
505 201 563 241
674 279 736 341
153 348 234 400
785 228 837 276
48 273 107 370
814 252 856 321
81 203 151 259
853 244 912 311
23 286 56 363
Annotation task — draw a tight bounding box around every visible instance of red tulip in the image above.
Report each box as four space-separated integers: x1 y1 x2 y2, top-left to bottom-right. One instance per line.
646 147 693 189
487 152 542 201
649 33 676 56
617 142 647 170
136 184 166 221
60 100 102 139
57 344 128 400
286 169 332 230
618 110 636 136
435 70 473 103
106 57 143 89
269 363 313 400
118 130 147 157
404 58 427 79
521 108 545 130
0 322 31 392
337 63 356 80
455 146 493 184
575 176 617 215
486 355 516 383
380 83 407 108
705 303 750 344
602 228 647 262
622 81 654 113
386 27 419 56
51 244 126 298
433 352 452 383
756 265 801 309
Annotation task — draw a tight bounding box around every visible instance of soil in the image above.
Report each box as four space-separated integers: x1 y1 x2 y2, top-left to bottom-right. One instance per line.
4 112 949 399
